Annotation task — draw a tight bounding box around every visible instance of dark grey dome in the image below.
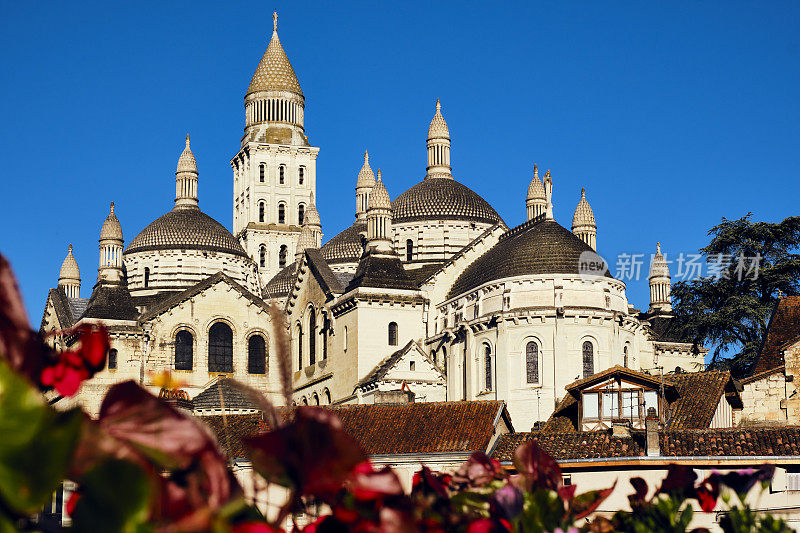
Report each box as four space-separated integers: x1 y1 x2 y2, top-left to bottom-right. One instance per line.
125 208 247 257
392 178 503 225
320 222 366 264
447 219 612 299
263 263 297 299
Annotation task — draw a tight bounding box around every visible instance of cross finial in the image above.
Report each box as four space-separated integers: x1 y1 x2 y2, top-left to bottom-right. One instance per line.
110 201 115 214
533 163 538 176
185 133 190 147
436 98 441 112
68 244 73 253
273 11 278 32
581 187 585 197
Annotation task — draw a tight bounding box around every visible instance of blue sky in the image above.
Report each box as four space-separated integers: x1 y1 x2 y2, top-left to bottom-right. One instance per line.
1 1 798 330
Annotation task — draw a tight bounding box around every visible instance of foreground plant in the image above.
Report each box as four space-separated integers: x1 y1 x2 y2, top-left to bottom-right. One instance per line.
0 253 790 532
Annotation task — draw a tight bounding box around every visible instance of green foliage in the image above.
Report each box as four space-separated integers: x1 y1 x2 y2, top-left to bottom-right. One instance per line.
671 214 800 376
0 359 82 514
609 494 694 533
70 459 152 533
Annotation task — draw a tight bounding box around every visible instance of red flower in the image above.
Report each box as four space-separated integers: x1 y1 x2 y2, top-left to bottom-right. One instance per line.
39 324 109 396
65 491 81 516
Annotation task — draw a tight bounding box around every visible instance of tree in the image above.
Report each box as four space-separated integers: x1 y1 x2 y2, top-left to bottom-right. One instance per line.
671 214 800 377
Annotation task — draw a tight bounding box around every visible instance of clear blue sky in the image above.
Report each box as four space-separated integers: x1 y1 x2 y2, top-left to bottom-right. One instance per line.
1 1 798 327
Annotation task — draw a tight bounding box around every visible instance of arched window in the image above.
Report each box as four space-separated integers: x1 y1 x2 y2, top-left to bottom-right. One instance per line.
526 341 539 384
308 310 316 365
298 204 305 226
108 348 117 370
623 345 629 368
259 163 265 183
301 397 308 406
278 203 286 224
209 322 233 373
324 389 331 405
279 165 285 184
279 245 287 268
406 239 414 262
259 245 266 268
175 330 193 370
343 325 348 352
321 312 328 360
582 341 594 378
299 166 304 185
259 202 265 223
388 322 398 346
312 393 319 405
297 322 303 369
442 346 447 375
484 344 492 391
143 267 150 288
248 334 266 374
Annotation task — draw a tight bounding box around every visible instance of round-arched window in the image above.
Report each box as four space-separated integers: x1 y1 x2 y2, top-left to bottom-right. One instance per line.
582 341 594 378
525 341 539 384
484 344 492 391
175 330 193 370
208 322 233 373
248 334 266 374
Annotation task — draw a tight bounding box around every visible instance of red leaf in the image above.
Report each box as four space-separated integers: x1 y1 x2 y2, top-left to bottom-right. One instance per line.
557 484 577 502
233 521 284 533
512 439 562 491
628 477 649 506
40 362 90 396
569 482 616 520
657 465 697 499
349 462 404 502
452 452 506 489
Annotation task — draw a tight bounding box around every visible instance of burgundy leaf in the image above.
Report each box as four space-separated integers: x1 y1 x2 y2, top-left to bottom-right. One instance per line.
657 464 697 499
695 474 721 512
557 484 577 502
452 452 506 489
569 482 616 520
628 477 649 506
512 439 562 491
490 484 524 519
349 462 404 502
719 465 775 499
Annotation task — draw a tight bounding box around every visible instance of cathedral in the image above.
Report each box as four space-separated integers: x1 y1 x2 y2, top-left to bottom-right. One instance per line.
40 14 703 430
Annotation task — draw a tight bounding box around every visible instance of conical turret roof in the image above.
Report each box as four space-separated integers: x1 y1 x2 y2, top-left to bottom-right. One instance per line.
649 242 671 278
296 223 317 254
59 244 80 282
527 164 545 200
427 99 449 139
100 202 123 241
356 150 375 189
176 134 197 174
247 12 303 96
572 188 596 227
368 171 391 210
305 196 321 227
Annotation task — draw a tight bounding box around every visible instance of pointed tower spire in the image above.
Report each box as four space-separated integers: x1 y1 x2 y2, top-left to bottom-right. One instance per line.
304 192 323 247
649 242 672 314
355 150 376 220
572 188 597 250
426 99 453 180
526 163 546 221
98 202 124 284
58 244 81 298
175 134 199 210
366 170 393 253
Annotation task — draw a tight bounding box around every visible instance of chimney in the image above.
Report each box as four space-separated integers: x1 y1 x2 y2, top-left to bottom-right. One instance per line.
645 407 660 457
374 389 415 404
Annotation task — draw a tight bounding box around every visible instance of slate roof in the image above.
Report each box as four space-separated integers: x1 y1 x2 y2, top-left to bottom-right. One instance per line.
305 249 344 296
125 208 247 258
320 222 366 265
447 218 612 300
491 427 800 462
346 253 417 292
67 297 89 320
392 179 503 225
544 369 741 432
192 378 264 412
752 296 800 374
263 263 297 300
83 282 139 321
40 287 73 330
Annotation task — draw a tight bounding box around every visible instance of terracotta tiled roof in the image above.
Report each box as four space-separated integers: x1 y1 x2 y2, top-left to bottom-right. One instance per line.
665 371 741 429
753 296 800 374
199 414 269 460
491 427 800 462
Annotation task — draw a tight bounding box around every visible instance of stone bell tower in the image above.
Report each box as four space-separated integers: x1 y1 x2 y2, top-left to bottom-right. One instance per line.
231 11 319 286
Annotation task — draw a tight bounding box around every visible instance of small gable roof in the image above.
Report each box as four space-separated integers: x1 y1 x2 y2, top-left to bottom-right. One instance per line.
346 253 417 292
355 340 443 391
753 296 800 375
83 282 139 321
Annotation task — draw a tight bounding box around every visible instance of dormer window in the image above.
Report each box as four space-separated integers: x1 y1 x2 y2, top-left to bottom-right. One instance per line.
581 386 659 430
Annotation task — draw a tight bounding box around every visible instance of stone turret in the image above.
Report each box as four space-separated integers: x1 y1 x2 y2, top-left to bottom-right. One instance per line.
649 242 672 314
426 99 452 180
98 202 124 284
366 170 393 253
526 164 546 221
572 188 597 250
355 150 375 220
58 244 81 298
175 135 199 210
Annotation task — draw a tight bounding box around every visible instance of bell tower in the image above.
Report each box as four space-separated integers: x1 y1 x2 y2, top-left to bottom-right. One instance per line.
231 11 319 286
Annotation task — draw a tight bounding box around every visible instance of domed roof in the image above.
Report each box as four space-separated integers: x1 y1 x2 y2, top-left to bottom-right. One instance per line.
176 135 197 174
572 188 596 227
447 219 612 299
392 178 503 225
321 222 366 264
100 202 123 241
246 13 303 96
59 244 80 281
125 209 247 257
428 99 449 139
527 164 545 201
649 242 671 279
368 171 391 210
263 263 297 299
356 150 375 189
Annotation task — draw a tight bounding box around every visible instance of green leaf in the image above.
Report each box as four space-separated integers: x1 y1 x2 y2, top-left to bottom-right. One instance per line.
0 359 83 513
71 459 152 533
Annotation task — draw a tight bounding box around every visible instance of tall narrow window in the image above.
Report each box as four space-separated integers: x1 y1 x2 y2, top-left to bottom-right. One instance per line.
324 389 331 405
343 326 348 352
248 334 266 374
623 345 629 368
298 204 305 226
259 164 265 183
321 313 328 360
279 165 285 184
143 267 150 288
209 322 233 373
259 202 265 222
299 167 304 185
297 323 303 369
526 341 539 384
308 310 316 365
406 239 414 262
279 245 287 268
484 345 492 391
278 203 286 224
582 341 594 378
259 245 266 268
108 348 118 370
175 330 193 370
388 322 398 346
